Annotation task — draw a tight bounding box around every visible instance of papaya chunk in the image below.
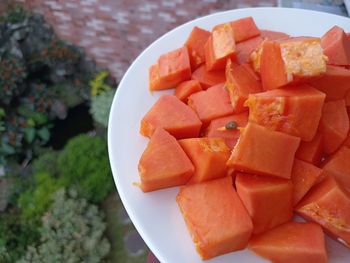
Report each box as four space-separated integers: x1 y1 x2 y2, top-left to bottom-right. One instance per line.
205 23 236 71
236 173 293 234
236 36 263 64
246 85 325 141
227 122 300 179
296 176 350 248
323 146 350 191
191 65 225 89
319 100 349 154
140 94 202 139
185 26 211 70
149 47 191 90
295 133 323 165
310 65 350 101
205 112 248 149
174 80 202 103
231 16 260 43
250 222 327 263
321 26 350 66
225 59 262 113
179 138 230 183
176 176 253 260
260 29 289 41
138 128 194 192
188 83 233 125
291 159 323 206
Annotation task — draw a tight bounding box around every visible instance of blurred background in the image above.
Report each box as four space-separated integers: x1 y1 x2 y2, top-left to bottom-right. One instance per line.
0 1 348 263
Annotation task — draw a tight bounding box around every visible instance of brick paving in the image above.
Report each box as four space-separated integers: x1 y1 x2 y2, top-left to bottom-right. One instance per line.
16 0 277 81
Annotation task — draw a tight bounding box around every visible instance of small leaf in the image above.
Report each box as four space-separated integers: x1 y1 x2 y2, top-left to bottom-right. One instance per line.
24 127 36 143
1 143 15 155
37 127 50 142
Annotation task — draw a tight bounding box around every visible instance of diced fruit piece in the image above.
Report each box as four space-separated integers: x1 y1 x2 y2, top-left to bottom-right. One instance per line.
260 40 288 90
296 176 350 248
321 26 350 66
291 159 323 206
174 80 202 102
149 47 191 90
246 85 326 141
236 173 293 234
176 176 253 260
138 128 194 192
323 146 350 191
227 122 300 179
236 36 263 64
185 26 211 70
188 83 234 125
205 112 248 149
310 65 350 101
258 38 327 90
140 94 202 139
179 138 230 183
231 16 260 43
319 100 349 154
295 133 323 165
260 29 289 41
250 222 328 263
225 59 262 113
205 23 236 71
345 89 350 107
191 65 225 89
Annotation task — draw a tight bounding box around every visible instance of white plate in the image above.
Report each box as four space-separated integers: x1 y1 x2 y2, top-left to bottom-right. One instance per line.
108 7 350 263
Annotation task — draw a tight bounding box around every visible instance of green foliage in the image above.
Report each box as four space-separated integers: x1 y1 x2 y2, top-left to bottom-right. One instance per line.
90 89 115 127
90 71 111 97
1 4 27 24
57 134 114 203
18 188 110 263
18 172 63 223
32 150 60 176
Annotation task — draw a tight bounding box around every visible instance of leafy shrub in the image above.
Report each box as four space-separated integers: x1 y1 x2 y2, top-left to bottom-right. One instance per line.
57 134 113 203
18 188 110 263
90 89 115 127
32 149 60 176
18 172 63 222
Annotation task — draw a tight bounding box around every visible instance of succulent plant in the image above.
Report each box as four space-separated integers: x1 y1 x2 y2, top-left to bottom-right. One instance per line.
90 89 116 128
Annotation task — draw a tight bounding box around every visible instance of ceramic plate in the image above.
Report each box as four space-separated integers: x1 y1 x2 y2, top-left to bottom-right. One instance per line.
108 7 350 263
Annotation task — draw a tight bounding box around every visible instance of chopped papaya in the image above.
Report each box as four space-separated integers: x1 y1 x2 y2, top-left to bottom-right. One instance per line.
184 26 211 70
319 100 349 154
179 138 230 183
250 222 328 263
296 176 350 248
191 65 225 89
321 26 350 66
149 46 191 90
227 122 300 179
260 29 289 41
236 173 293 234
257 38 327 90
174 80 202 103
225 59 262 113
236 36 263 64
323 146 350 191
138 128 194 192
310 65 350 101
205 112 248 149
230 16 260 43
295 133 323 165
188 83 234 125
346 89 350 107
291 159 323 206
205 23 236 71
246 85 326 141
140 94 202 139
176 176 253 260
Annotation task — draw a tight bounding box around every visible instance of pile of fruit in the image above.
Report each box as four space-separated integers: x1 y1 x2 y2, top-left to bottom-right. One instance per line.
137 16 350 262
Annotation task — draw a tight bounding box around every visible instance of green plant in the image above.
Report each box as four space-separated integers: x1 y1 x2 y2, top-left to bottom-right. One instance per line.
32 149 60 176
18 172 63 223
90 89 115 127
90 71 111 97
1 4 27 24
57 134 114 203
17 188 110 263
